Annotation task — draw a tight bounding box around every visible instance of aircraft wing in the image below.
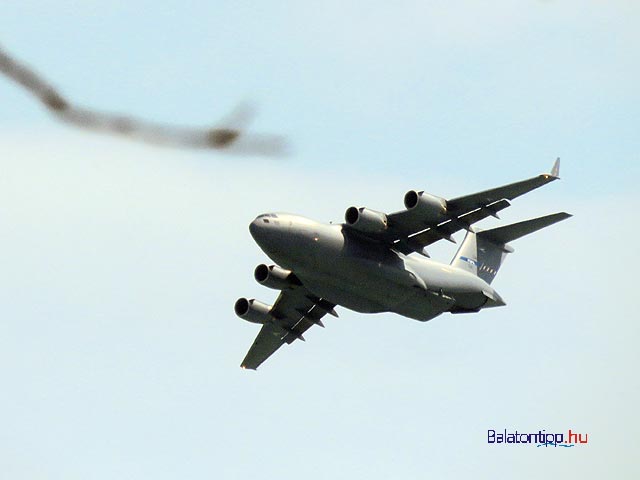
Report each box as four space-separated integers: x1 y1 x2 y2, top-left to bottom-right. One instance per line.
241 285 336 370
361 159 561 255
445 159 560 213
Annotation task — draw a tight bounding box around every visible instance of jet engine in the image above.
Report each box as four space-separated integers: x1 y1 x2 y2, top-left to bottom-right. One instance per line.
234 297 272 324
403 190 447 223
254 264 300 290
344 206 388 233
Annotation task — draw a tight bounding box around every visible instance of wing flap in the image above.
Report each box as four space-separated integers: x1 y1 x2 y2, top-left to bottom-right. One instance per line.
406 199 511 250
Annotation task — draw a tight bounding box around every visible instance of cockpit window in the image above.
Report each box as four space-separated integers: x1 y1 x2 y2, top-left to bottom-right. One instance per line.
257 213 279 219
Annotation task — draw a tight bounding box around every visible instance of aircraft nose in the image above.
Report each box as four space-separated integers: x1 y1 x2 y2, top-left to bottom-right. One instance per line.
249 217 263 241
249 214 286 255
249 214 277 244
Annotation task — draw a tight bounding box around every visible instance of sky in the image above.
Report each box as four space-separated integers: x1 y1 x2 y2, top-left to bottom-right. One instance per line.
1 1 638 479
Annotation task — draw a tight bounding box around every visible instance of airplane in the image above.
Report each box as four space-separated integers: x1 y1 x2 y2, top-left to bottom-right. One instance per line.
235 159 570 369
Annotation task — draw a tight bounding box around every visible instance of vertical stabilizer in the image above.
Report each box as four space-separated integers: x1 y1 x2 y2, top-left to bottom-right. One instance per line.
450 229 479 277
450 230 512 284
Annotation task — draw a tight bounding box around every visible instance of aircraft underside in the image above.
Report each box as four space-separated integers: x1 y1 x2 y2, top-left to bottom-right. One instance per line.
293 254 489 322
236 160 570 369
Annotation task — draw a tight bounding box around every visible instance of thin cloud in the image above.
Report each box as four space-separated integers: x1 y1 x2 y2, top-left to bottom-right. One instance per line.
0 44 288 156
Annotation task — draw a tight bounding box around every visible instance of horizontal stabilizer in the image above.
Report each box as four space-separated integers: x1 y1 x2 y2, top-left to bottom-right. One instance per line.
478 212 572 246
451 211 572 284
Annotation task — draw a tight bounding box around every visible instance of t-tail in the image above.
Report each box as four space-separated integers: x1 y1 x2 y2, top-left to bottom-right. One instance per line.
450 212 572 284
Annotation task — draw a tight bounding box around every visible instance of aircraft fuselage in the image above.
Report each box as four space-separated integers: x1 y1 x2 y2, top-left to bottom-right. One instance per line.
249 213 504 321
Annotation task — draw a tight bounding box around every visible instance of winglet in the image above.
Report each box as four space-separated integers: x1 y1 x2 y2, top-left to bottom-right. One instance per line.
550 157 560 178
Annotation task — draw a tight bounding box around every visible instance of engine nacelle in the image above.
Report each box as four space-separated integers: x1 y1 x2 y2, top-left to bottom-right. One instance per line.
403 190 447 223
234 298 272 324
344 206 388 233
254 264 300 290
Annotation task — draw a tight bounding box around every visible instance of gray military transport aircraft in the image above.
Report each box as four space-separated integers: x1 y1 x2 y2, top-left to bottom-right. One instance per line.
235 159 570 369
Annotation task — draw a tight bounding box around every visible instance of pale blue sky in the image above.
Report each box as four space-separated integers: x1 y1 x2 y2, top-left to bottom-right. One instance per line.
0 1 638 479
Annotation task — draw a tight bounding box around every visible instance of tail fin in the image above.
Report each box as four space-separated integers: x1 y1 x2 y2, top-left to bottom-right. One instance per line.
450 212 571 284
